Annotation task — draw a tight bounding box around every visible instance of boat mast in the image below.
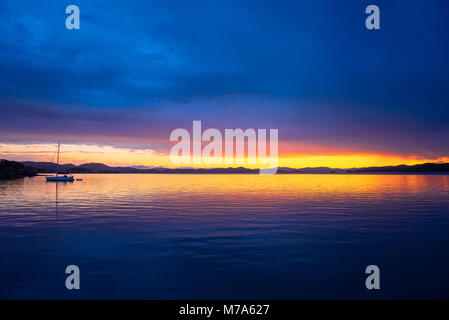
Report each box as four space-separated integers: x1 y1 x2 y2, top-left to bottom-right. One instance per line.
56 142 60 176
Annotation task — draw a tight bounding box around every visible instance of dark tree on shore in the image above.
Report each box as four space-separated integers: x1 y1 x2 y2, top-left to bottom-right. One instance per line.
0 159 37 180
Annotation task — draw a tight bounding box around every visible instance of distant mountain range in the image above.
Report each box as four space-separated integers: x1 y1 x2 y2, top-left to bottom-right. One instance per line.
21 161 77 173
348 163 449 173
20 161 449 174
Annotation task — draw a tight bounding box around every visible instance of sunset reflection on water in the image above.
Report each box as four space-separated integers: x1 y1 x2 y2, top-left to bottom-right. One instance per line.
1 174 449 299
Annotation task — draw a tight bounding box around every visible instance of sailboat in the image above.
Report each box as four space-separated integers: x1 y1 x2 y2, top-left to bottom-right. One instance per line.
46 143 75 182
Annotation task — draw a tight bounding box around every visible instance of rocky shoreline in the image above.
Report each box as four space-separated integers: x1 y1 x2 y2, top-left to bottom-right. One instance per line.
0 159 38 180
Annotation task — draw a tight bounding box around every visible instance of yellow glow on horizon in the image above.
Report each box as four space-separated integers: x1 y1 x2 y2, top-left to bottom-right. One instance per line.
0 143 448 169
278 154 449 169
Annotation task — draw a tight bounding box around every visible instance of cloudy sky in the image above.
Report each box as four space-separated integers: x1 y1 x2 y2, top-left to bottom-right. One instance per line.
1 0 448 168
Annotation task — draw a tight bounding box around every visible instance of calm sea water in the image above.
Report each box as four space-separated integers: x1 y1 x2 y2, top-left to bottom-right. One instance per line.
0 174 448 299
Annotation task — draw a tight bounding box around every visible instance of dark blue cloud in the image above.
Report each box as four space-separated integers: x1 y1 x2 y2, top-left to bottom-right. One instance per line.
0 0 448 156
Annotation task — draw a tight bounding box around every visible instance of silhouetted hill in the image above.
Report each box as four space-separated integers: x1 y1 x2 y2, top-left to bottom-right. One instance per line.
131 165 154 170
21 161 76 173
278 167 345 174
0 159 37 180
70 163 118 173
20 161 449 174
349 163 449 173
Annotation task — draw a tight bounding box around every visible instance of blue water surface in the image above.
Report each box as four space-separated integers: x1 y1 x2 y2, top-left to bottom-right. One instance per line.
1 174 448 299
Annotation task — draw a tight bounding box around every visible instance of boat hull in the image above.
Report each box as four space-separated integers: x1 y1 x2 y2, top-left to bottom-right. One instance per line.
46 176 74 182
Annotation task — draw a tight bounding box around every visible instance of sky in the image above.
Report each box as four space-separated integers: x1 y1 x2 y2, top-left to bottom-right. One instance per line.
0 0 449 168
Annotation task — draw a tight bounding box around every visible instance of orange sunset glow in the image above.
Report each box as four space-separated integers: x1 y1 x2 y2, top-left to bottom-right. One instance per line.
1 143 448 169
